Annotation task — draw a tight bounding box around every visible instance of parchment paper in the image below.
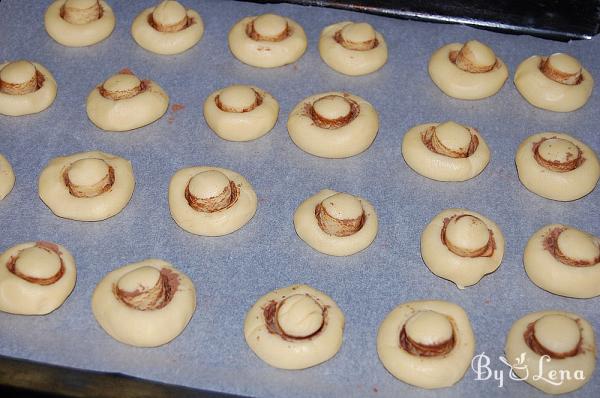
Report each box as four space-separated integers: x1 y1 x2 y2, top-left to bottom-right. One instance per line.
0 1 598 397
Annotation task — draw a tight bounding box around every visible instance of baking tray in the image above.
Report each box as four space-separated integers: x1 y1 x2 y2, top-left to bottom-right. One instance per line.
0 1 599 397
249 0 600 41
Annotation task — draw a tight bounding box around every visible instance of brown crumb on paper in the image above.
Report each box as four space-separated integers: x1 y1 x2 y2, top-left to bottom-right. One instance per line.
168 103 186 124
172 103 185 112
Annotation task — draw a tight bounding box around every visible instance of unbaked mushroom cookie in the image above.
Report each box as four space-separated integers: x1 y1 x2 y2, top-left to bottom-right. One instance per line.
45 0 116 47
0 153 15 200
505 311 596 394
402 121 490 181
524 224 600 298
131 0 204 55
318 21 388 76
377 300 475 389
228 13 307 68
86 70 169 131
169 166 257 236
515 132 599 201
421 208 504 289
244 284 344 369
0 241 76 315
514 53 594 112
203 85 279 141
0 60 57 116
92 258 196 347
294 189 378 256
38 151 135 221
428 40 508 100
287 92 379 158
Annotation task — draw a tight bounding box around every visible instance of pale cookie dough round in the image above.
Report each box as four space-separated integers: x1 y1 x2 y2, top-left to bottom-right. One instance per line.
38 150 135 221
45 0 116 47
86 71 169 131
228 13 307 68
377 300 475 389
203 85 279 141
505 311 596 394
524 224 600 298
421 208 505 289
514 53 594 112
318 21 388 76
294 189 378 256
169 166 257 236
402 121 490 181
0 153 15 200
428 40 508 100
131 0 204 55
0 241 76 315
287 92 379 158
0 61 57 116
244 284 345 370
515 132 600 201
92 258 196 347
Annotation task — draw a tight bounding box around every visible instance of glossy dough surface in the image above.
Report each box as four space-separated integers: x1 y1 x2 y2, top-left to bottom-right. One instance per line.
0 241 76 315
294 189 378 256
428 43 508 100
228 15 307 68
203 85 279 141
91 258 196 347
421 208 505 289
505 311 596 394
0 62 57 116
244 284 345 369
45 0 116 47
524 224 600 298
38 150 135 221
514 56 594 112
0 153 15 200
287 92 379 158
168 166 257 236
515 132 600 201
131 5 204 55
318 21 388 76
402 122 490 181
377 300 476 389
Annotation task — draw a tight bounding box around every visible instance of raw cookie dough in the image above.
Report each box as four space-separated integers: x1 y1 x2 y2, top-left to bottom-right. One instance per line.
0 60 57 116
203 85 279 141
45 0 116 47
524 224 600 298
377 300 476 389
131 0 204 55
0 153 15 200
92 258 196 347
505 311 596 394
0 241 76 315
421 208 505 289
38 150 135 221
318 21 388 76
244 284 345 369
515 132 600 201
514 53 594 112
287 92 379 158
86 70 169 131
169 166 257 236
228 13 307 68
402 121 490 181
428 40 508 99
294 189 378 256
